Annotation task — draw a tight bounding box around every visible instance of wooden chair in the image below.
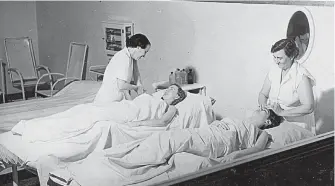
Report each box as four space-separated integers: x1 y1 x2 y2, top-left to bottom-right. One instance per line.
35 42 88 97
2 37 53 101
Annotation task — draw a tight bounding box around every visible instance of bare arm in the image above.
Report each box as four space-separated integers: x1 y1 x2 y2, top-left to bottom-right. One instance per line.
222 130 270 161
258 74 271 106
235 130 270 157
123 90 132 100
117 78 138 91
278 75 315 117
129 105 177 127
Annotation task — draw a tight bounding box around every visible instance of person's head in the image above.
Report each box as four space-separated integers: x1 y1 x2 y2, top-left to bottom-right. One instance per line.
297 32 310 46
126 33 151 61
271 38 299 70
293 24 310 42
250 108 284 130
161 84 187 106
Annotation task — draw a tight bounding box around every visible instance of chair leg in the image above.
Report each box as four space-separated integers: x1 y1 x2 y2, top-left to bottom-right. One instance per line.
21 89 26 100
2 92 5 103
12 165 19 186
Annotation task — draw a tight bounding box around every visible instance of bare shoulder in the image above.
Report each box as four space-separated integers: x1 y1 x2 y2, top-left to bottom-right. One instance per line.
168 105 177 111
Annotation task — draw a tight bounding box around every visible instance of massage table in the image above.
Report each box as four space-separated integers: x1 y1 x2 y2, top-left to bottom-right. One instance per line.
47 130 333 186
0 80 216 186
45 116 332 186
0 80 102 186
44 101 333 186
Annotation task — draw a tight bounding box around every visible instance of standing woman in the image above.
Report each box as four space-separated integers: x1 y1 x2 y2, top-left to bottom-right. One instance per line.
94 33 151 104
258 38 316 133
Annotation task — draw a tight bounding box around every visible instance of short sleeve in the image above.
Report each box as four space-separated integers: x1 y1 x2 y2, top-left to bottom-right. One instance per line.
267 65 278 84
296 63 316 89
114 58 130 82
107 52 132 82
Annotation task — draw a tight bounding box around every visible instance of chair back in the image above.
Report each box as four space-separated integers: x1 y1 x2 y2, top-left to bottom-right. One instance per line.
4 37 38 83
65 42 88 85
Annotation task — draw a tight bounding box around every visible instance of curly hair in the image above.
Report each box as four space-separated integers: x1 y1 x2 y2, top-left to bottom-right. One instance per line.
260 109 284 130
126 33 151 49
170 84 187 106
271 38 299 59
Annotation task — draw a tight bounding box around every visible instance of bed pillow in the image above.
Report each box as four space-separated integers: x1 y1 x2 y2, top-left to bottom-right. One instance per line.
152 90 215 129
265 121 314 148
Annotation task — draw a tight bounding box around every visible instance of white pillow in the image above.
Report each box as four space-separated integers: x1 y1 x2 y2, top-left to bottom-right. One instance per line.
265 121 314 148
152 90 215 129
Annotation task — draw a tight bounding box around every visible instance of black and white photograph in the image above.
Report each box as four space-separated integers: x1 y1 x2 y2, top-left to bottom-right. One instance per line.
0 1 334 186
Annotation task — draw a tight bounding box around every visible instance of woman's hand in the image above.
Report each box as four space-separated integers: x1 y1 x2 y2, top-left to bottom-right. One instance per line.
269 102 284 116
136 85 146 95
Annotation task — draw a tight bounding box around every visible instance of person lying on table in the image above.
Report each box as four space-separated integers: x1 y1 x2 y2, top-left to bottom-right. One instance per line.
105 106 283 164
48 107 284 186
11 84 187 143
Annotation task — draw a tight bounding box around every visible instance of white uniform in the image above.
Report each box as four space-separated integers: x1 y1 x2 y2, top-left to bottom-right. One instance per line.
268 61 316 132
94 47 134 104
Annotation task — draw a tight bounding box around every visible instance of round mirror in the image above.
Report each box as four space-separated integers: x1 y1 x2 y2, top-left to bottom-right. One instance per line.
286 9 314 63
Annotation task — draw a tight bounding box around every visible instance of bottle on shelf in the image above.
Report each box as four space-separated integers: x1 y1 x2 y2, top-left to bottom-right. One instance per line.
169 72 175 85
181 69 187 84
187 69 194 84
175 68 182 85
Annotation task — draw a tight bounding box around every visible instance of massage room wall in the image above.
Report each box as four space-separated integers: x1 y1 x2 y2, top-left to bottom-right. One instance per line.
35 1 334 134
0 1 40 94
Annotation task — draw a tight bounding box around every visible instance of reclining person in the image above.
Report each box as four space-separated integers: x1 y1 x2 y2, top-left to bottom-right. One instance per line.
46 107 283 186
11 84 187 143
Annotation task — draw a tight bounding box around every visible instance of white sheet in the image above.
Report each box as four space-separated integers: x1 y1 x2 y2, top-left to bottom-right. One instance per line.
46 123 241 186
0 121 113 164
1 116 206 186
0 80 215 186
49 152 218 186
0 81 101 132
11 94 167 143
130 152 218 186
153 90 215 129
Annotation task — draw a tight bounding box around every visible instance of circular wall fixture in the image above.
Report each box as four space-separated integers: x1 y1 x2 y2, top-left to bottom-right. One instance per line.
286 8 315 64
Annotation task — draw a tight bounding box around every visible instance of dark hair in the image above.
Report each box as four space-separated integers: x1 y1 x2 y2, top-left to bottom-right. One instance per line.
170 84 187 106
293 24 309 37
271 38 299 59
260 109 284 130
126 33 150 49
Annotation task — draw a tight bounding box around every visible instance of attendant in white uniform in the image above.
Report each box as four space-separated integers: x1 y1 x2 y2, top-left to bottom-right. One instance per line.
258 38 316 133
94 33 151 104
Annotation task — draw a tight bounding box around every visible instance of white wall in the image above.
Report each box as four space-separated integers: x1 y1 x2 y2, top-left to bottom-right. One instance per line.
302 6 334 134
0 1 39 94
35 1 333 134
